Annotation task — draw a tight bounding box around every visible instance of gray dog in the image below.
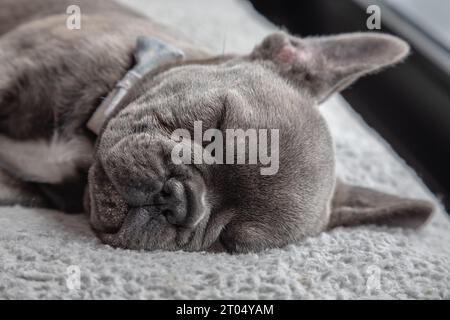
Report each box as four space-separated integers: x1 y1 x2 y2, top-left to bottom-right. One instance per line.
0 0 434 253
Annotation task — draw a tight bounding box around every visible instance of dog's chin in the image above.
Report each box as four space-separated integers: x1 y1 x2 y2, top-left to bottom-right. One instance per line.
91 204 208 251
88 200 128 234
90 215 123 235
92 206 162 249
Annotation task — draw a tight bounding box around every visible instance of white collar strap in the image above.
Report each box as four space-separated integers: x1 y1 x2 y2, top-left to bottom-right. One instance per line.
87 36 184 135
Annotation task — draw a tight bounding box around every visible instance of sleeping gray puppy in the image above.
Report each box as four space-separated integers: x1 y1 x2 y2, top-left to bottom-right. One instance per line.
0 0 434 253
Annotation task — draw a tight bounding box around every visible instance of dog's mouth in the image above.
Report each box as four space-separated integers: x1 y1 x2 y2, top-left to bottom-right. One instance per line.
88 194 168 236
88 164 210 246
95 206 164 248
94 203 207 251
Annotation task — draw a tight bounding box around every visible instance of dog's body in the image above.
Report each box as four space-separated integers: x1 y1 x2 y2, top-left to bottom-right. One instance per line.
0 0 434 253
0 0 211 210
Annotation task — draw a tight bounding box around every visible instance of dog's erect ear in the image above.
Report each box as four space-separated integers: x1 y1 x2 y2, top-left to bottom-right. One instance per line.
328 180 434 229
250 32 410 102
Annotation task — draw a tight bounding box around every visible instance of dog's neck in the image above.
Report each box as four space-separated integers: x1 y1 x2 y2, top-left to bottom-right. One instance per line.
88 47 235 138
87 37 185 135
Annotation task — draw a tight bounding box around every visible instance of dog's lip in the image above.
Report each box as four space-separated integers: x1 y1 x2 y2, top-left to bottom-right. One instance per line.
91 204 162 237
97 231 119 247
89 205 127 235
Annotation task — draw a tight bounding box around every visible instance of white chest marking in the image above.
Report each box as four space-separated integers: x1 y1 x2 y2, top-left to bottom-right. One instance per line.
0 134 94 184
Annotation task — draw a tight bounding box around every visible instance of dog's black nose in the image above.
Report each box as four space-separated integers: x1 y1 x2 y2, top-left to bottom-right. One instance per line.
155 178 187 225
154 177 207 227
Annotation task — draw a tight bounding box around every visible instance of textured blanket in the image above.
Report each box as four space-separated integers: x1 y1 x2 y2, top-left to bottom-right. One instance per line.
0 0 449 299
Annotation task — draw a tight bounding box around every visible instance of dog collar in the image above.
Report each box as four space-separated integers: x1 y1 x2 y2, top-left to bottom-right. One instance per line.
87 36 184 135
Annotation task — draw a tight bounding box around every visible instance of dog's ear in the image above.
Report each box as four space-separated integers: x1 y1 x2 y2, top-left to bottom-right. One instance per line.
251 32 410 103
328 179 434 229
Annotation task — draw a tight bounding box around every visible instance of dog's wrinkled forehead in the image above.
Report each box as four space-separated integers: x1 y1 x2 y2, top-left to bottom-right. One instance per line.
99 60 310 151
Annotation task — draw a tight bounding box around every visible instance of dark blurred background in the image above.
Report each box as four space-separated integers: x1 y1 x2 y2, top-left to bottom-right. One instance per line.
248 0 450 213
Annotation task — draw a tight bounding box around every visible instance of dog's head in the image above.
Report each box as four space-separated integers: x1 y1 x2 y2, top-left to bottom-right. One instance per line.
87 32 433 253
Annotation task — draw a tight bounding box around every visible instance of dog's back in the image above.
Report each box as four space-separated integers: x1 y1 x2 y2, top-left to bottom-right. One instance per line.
0 0 140 35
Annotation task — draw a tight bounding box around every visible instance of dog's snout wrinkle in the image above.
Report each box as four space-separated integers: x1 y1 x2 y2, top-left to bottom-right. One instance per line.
183 179 207 227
